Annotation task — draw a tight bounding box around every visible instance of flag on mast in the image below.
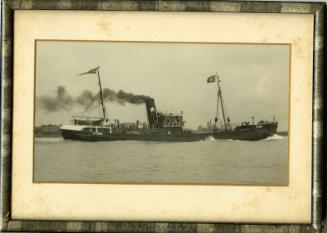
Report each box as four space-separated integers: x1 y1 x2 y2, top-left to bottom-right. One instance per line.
77 66 99 76
207 74 217 83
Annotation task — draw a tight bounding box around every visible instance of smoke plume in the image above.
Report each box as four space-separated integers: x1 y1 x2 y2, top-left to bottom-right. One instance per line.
37 86 153 112
37 86 74 112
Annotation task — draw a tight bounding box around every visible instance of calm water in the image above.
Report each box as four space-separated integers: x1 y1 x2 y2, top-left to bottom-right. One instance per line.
34 135 288 185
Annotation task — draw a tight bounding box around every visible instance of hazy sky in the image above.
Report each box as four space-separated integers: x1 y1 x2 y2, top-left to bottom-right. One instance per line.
35 41 289 130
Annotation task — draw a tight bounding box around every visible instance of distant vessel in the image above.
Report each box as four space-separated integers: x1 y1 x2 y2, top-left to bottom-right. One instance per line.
60 67 277 142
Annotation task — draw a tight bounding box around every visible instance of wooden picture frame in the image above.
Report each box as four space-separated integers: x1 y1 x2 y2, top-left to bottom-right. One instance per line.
1 0 325 232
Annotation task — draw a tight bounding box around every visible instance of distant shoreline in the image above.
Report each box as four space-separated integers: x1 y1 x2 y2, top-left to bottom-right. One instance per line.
35 134 62 138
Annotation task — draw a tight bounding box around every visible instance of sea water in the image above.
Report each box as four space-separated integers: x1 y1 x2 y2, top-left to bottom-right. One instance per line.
34 135 288 185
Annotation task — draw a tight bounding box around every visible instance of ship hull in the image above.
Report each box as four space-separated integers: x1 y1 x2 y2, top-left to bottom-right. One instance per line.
61 129 211 142
61 126 276 142
213 123 278 141
212 128 274 141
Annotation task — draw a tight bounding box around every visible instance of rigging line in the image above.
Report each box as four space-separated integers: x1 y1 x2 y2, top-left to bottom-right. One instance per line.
222 81 270 119
223 90 267 120
75 100 100 116
75 104 100 116
83 100 97 113
217 83 250 115
218 83 229 117
220 82 255 109
219 83 267 120
215 89 220 120
77 93 101 115
85 99 98 111
221 94 229 118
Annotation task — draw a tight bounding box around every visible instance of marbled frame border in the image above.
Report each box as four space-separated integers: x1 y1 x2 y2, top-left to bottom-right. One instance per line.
1 1 324 232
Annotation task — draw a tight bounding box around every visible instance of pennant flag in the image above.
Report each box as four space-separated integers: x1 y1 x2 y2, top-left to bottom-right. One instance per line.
78 66 99 76
207 75 216 83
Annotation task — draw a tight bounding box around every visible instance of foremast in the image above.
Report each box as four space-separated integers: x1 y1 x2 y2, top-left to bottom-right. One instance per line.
95 67 106 120
78 66 107 122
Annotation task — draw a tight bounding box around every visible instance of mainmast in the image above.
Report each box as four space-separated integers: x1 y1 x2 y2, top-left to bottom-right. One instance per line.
216 75 227 132
96 67 106 120
215 73 220 128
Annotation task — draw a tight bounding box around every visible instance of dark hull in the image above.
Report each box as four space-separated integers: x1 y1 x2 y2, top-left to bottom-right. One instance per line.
213 128 275 141
61 127 276 142
61 129 211 142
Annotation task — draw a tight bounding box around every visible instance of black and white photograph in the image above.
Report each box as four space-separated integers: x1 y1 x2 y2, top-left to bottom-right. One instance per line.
34 40 290 185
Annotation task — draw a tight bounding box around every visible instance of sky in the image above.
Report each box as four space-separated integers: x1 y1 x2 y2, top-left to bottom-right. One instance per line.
35 41 289 131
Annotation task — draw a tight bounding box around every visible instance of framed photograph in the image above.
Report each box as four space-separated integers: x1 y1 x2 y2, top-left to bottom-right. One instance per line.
1 0 325 232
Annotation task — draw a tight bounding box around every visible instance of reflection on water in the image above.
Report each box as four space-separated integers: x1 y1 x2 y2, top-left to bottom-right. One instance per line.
34 135 288 185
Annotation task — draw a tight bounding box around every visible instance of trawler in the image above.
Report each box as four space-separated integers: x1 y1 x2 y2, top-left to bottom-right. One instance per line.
60 67 277 142
60 67 210 142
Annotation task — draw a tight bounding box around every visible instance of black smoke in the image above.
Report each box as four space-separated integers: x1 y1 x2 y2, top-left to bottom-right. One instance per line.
37 86 74 112
37 86 153 112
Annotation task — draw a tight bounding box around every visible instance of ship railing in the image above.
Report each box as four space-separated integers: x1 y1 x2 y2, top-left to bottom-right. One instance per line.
72 115 104 120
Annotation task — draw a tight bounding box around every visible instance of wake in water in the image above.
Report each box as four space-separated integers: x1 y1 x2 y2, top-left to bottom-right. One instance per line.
263 134 284 141
204 136 216 141
201 134 284 143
